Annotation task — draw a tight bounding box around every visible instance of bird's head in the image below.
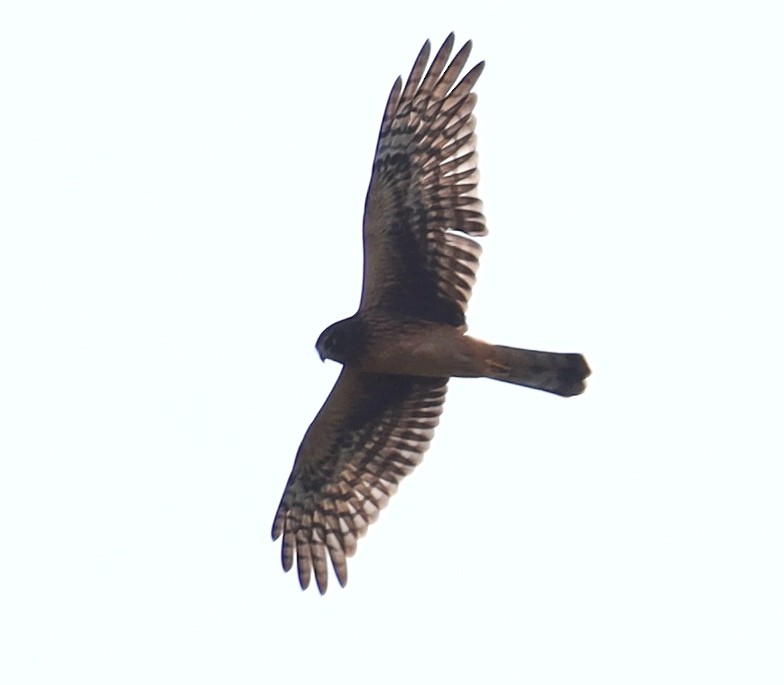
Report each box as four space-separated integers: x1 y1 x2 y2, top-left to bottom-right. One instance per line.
315 317 364 364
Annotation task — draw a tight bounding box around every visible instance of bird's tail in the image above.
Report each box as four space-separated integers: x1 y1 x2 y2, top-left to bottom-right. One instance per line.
487 346 591 397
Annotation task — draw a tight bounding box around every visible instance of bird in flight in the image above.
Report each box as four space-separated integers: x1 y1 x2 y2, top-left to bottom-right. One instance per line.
272 34 590 593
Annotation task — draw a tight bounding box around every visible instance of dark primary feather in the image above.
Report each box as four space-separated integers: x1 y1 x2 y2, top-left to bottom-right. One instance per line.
272 370 447 594
360 33 487 327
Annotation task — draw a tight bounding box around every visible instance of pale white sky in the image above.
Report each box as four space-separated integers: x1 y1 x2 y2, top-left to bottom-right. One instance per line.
1 1 783 683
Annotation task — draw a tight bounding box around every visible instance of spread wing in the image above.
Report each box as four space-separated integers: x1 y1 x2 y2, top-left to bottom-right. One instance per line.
360 33 487 328
272 369 447 593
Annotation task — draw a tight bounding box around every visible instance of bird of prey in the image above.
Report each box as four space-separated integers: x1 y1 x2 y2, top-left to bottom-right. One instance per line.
272 34 590 593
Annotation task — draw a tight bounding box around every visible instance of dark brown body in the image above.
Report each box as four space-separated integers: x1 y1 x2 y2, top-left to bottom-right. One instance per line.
317 310 590 397
274 35 591 594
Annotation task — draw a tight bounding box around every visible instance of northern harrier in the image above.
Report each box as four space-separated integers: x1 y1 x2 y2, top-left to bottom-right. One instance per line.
272 35 590 593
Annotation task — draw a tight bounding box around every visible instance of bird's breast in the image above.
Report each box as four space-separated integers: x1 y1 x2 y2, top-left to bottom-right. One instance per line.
356 322 489 379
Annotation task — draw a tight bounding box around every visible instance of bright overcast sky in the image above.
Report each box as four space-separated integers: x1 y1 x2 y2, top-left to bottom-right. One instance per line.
2 1 782 683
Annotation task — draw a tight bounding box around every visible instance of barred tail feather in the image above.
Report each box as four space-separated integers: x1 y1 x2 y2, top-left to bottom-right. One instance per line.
489 346 591 397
